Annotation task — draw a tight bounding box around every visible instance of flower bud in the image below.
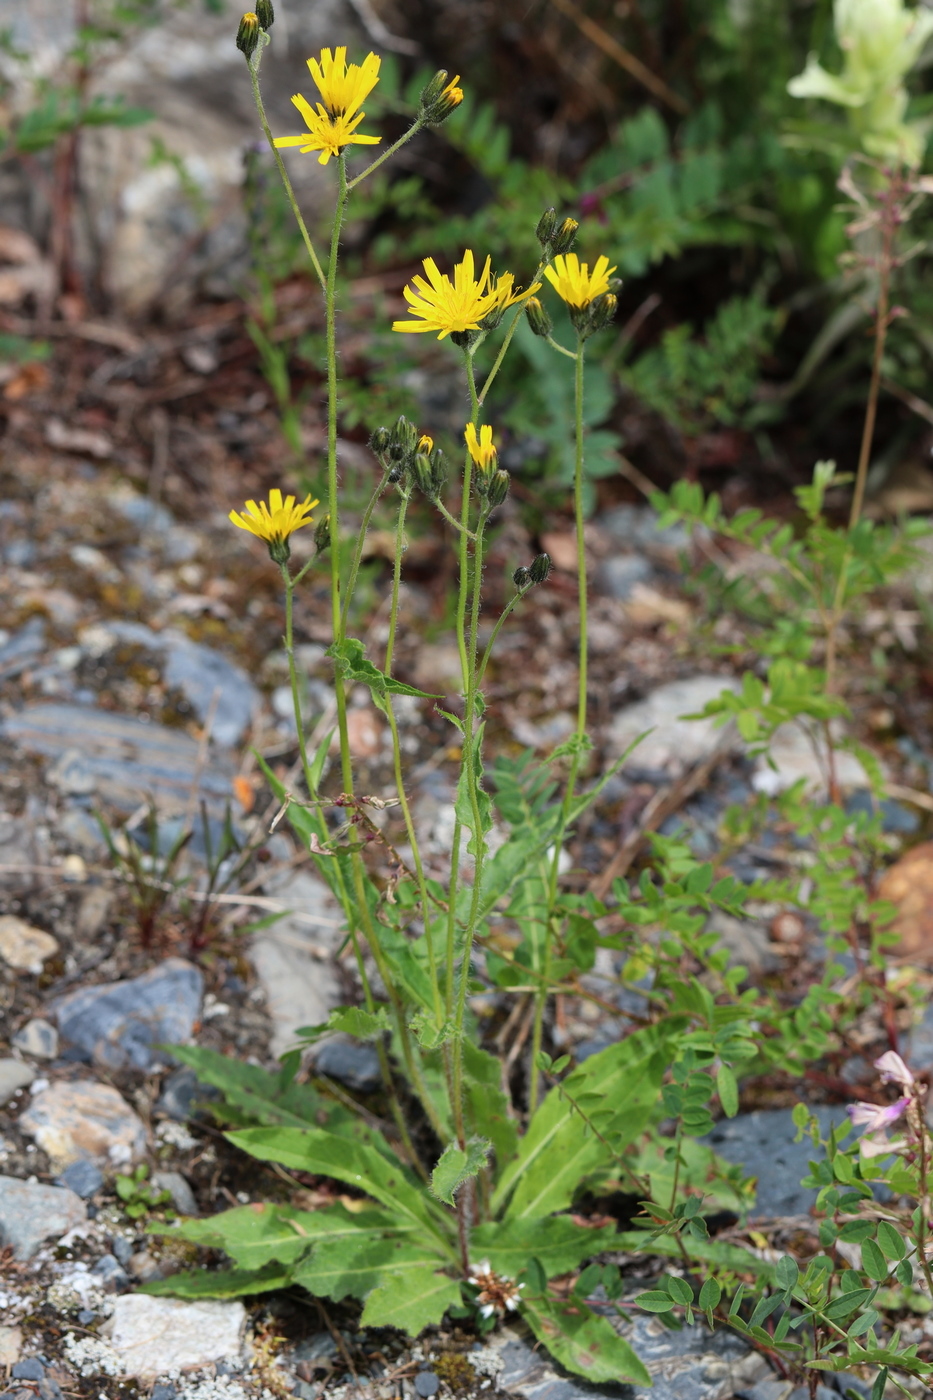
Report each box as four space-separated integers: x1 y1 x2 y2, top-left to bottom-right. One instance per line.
255 0 274 28
529 552 551 585
313 514 331 554
267 535 290 565
525 296 552 339
480 303 507 333
430 447 448 495
486 469 511 509
582 292 618 339
418 433 434 455
551 217 579 255
413 452 435 496
419 70 464 125
513 565 531 589
450 329 479 351
236 12 261 58
536 208 557 248
391 415 418 458
370 425 391 455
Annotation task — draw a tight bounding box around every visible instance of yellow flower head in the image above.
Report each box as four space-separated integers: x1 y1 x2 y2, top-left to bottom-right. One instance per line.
229 489 318 562
465 422 497 474
274 46 381 165
393 250 540 340
440 75 464 111
543 253 617 310
418 433 435 454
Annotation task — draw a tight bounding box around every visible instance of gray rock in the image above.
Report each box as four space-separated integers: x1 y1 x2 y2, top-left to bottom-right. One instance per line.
705 1106 850 1218
91 1253 131 1292
0 703 235 813
291 1335 339 1364
57 1159 104 1198
0 1176 86 1259
415 1375 439 1398
0 1326 23 1366
51 957 203 1071
0 617 46 681
11 1361 45 1382
150 1386 177 1400
251 870 343 1059
12 1019 59 1060
496 1314 751 1400
704 912 780 978
0 1058 35 1105
152 1170 198 1216
314 1039 381 1094
19 1079 147 1169
593 553 654 601
606 676 743 777
600 505 691 555
155 1065 220 1122
109 1295 246 1379
112 1237 134 1267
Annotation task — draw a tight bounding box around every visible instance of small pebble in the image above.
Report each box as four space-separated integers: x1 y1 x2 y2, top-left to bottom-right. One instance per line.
415 1373 440 1397
77 1311 97 1326
57 1159 104 1199
150 1386 176 1400
91 1253 130 1291
12 1361 46 1381
111 1236 134 1266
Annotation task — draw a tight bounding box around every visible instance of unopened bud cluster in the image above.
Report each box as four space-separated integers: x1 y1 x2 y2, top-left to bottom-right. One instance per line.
313 513 331 555
370 417 447 498
524 296 552 339
536 208 579 260
236 2 272 58
419 70 464 126
513 553 551 589
477 468 511 509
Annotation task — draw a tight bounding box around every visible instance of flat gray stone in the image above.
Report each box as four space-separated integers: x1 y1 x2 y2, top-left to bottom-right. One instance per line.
593 554 654 601
600 505 691 556
606 676 742 777
0 703 235 813
152 1170 198 1216
705 1106 850 1219
57 1159 105 1198
0 1176 86 1259
0 1058 35 1105
51 957 203 1071
19 1078 147 1169
251 870 343 1058
109 1295 246 1379
12 1018 59 1060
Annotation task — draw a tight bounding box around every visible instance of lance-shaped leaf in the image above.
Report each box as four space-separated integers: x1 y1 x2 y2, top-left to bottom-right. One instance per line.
471 1216 617 1278
361 1266 462 1335
140 1263 291 1299
521 1294 651 1385
226 1127 455 1247
329 637 440 714
294 1234 450 1304
493 1024 670 1220
153 1200 409 1270
430 1138 490 1206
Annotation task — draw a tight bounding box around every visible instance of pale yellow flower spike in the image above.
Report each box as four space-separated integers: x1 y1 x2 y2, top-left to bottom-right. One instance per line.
273 46 381 165
544 253 617 310
464 423 497 474
229 488 319 545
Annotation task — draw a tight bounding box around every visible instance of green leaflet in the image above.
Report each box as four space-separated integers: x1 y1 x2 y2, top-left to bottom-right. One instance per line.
155 1201 407 1270
521 1295 651 1386
462 1040 518 1177
329 637 440 715
471 1217 617 1278
430 1138 490 1206
226 1127 454 1246
140 1263 291 1299
361 1267 462 1335
301 1006 392 1041
167 1045 328 1131
455 720 492 856
492 1025 670 1219
294 1235 450 1305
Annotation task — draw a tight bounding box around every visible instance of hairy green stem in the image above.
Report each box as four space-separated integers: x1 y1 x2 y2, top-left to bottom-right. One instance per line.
529 333 587 1114
478 260 546 404
247 44 326 293
347 118 424 190
339 467 391 636
476 585 531 687
384 490 444 1027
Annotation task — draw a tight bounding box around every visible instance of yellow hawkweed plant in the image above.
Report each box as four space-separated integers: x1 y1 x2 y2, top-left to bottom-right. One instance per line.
229 488 318 563
544 252 616 310
274 46 381 165
464 422 497 475
392 250 539 342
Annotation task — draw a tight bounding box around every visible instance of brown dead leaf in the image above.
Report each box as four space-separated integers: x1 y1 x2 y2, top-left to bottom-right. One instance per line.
45 417 113 459
624 582 692 627
877 841 933 962
0 224 43 263
540 531 578 572
233 775 256 814
4 361 50 399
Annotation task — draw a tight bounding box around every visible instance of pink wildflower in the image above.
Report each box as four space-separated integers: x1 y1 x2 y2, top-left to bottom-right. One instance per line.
875 1050 915 1090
